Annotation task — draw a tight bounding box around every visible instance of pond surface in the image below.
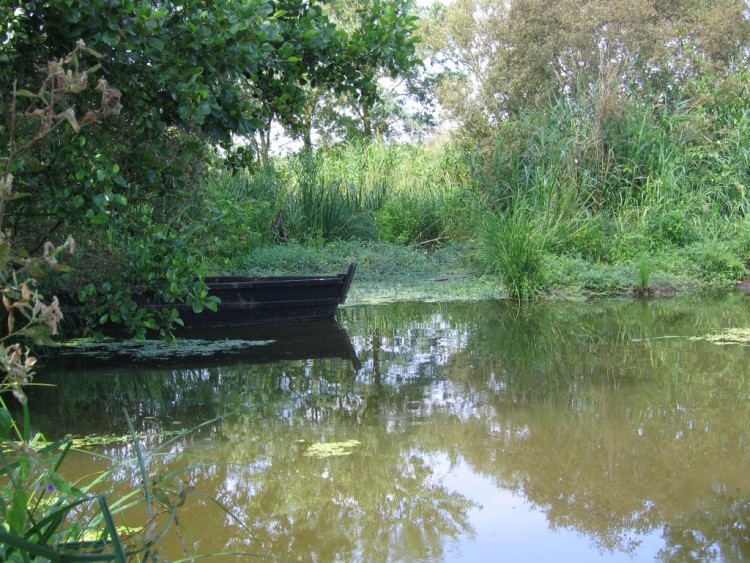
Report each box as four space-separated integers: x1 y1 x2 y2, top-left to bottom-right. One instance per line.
31 294 750 562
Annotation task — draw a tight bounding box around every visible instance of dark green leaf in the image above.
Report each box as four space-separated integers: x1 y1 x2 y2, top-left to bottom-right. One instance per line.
0 408 12 440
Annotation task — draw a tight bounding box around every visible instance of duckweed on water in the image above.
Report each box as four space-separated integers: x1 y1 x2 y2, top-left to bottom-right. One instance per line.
304 440 361 458
51 338 276 363
347 278 501 306
69 431 183 448
690 328 750 345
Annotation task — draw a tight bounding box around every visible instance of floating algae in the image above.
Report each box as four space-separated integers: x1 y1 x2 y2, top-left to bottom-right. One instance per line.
304 440 361 458
632 328 750 346
48 338 276 366
689 328 750 345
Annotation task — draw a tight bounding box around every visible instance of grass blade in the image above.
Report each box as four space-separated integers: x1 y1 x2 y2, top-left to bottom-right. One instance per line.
97 495 127 563
123 410 151 520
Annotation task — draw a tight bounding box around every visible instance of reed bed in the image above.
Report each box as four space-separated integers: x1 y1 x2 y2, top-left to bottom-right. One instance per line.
203 70 750 297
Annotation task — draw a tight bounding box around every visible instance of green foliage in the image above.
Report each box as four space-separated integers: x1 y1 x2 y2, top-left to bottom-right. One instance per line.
368 140 471 245
313 0 425 142
430 0 750 139
1 0 425 336
686 242 747 284
0 57 194 560
454 69 750 278
474 208 549 300
184 173 268 270
637 254 652 289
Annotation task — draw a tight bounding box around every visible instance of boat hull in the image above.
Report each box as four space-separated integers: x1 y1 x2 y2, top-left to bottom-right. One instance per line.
64 263 357 330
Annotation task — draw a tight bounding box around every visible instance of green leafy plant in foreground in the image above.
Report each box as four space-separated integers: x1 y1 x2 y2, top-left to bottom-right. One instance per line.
1 397 263 561
0 41 130 562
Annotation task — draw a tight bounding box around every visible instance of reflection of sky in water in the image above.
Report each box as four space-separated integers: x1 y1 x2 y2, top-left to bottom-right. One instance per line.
432 456 665 562
36 297 750 561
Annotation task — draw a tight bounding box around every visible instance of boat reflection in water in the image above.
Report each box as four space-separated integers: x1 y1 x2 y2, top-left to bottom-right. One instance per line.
31 319 362 439
48 319 362 371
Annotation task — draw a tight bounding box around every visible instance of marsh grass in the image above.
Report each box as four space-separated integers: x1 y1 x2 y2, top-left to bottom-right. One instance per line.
286 153 379 244
200 70 750 295
474 206 549 299
637 254 652 289
203 141 470 247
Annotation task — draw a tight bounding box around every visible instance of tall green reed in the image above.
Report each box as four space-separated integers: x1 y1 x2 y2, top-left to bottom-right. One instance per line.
474 204 549 300
269 142 471 246
284 151 379 244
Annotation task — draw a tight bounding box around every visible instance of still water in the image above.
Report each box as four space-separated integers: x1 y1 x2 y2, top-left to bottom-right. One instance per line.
32 294 750 561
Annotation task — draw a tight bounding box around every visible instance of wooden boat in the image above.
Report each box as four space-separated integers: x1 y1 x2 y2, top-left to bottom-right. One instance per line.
142 262 357 328
62 263 357 331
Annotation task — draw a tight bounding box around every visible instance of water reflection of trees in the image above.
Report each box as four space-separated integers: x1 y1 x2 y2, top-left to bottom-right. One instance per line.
40 296 750 560
659 492 750 562
207 410 476 561
406 297 750 558
341 298 750 557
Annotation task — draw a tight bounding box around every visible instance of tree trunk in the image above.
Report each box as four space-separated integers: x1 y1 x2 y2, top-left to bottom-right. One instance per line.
362 100 372 139
302 91 321 152
258 116 272 166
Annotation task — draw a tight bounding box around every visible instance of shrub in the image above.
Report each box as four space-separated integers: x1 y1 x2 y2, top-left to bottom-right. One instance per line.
688 242 747 283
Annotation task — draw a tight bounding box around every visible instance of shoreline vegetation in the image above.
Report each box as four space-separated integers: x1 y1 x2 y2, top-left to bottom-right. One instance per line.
205 74 750 306
238 240 746 308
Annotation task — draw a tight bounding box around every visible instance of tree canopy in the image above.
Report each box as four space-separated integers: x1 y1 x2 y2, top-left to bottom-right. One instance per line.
0 0 424 336
426 0 750 138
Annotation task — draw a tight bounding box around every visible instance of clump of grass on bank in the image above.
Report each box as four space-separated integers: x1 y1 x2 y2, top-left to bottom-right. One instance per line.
473 207 549 299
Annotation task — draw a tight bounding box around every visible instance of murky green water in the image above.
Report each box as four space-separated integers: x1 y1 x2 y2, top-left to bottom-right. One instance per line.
31 294 750 561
